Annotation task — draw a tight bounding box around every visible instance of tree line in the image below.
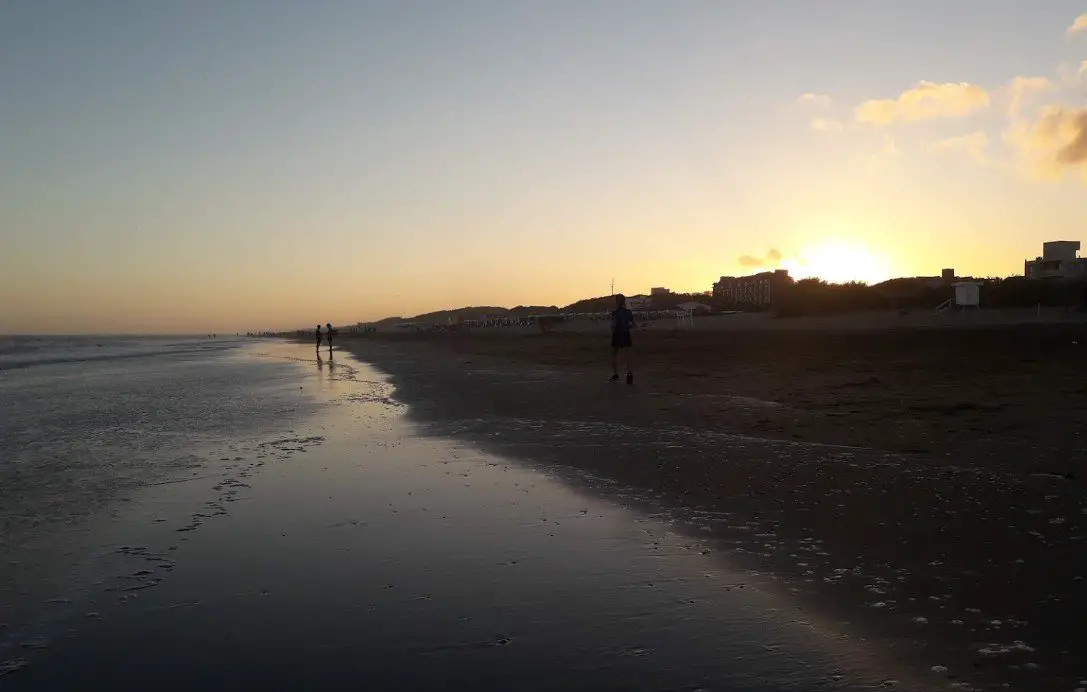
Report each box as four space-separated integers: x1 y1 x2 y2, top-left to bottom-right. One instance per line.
759 277 1087 318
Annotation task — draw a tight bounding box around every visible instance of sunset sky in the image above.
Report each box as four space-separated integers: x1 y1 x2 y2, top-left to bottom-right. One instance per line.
2 1 1086 333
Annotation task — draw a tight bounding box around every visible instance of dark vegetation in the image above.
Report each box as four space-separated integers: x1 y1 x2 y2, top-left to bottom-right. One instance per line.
772 276 1087 318
365 279 1087 327
378 293 712 326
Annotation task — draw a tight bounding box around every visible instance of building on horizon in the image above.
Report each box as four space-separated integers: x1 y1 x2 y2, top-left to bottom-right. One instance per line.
650 287 671 296
1025 241 1087 279
712 269 791 309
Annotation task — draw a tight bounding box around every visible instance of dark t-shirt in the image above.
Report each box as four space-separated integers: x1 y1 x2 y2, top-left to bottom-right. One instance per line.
612 308 634 334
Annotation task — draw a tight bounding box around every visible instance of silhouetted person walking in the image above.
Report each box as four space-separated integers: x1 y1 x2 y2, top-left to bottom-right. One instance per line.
326 322 334 356
315 324 323 354
610 294 636 384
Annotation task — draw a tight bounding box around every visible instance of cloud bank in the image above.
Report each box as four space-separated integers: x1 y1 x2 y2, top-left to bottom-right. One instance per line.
1007 107 1087 180
1003 76 1055 115
798 12 1087 185
856 82 990 124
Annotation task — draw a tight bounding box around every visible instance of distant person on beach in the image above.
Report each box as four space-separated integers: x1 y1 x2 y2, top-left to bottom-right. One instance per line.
610 294 636 384
315 325 323 353
326 323 334 355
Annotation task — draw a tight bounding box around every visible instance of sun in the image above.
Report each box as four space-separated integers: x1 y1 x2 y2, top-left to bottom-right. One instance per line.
783 241 893 285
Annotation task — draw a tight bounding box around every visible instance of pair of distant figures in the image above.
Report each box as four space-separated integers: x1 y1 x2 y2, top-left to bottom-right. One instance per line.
316 323 336 354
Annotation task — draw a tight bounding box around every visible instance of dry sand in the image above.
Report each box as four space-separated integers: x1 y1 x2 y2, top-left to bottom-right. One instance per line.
342 321 1087 465
337 323 1087 690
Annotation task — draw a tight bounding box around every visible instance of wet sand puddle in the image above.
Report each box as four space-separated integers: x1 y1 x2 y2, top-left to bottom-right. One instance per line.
3 343 942 690
0 429 328 681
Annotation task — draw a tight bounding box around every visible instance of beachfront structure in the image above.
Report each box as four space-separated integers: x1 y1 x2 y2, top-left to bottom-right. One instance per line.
1024 241 1087 279
650 287 670 296
713 269 791 309
952 281 982 308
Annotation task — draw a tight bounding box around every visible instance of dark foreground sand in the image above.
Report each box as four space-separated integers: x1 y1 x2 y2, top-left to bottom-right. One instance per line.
339 325 1087 691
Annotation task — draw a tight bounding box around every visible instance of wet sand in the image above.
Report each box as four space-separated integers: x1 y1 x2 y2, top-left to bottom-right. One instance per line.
338 326 1087 691
2 342 910 691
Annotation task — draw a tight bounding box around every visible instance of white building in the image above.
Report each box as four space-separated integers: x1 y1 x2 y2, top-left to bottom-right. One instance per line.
1025 241 1087 278
951 281 982 308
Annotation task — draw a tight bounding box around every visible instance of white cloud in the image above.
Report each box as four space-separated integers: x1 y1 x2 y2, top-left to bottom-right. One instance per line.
1003 76 1055 115
1051 62 1087 90
927 132 990 161
810 118 844 133
1005 106 1087 183
856 81 990 125
1068 14 1087 35
796 93 833 110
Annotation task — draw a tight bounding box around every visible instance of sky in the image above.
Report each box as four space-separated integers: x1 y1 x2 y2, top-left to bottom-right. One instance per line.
2 1 1086 334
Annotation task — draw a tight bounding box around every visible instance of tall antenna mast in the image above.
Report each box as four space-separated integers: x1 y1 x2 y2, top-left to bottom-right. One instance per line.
611 277 614 296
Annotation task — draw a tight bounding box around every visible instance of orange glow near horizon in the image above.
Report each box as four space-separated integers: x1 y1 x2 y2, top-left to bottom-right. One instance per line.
783 241 895 285
3 5 1087 334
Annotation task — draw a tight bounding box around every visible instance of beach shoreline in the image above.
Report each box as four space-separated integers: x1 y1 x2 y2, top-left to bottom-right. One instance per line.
338 325 1087 690
3 339 915 691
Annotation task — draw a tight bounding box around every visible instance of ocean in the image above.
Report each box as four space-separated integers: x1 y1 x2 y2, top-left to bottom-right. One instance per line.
0 337 901 690
1 336 317 543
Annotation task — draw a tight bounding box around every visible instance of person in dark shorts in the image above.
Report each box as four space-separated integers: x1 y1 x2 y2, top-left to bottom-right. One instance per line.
326 322 334 356
315 324 323 353
610 294 636 384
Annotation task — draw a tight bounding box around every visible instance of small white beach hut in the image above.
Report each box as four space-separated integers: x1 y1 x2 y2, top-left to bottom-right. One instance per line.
951 281 982 308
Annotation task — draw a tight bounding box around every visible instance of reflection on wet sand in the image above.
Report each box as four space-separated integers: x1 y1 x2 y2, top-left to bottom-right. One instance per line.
341 339 1087 692
2 341 912 691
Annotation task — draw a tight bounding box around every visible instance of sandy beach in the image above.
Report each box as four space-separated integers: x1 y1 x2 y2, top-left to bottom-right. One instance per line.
10 2 1087 689
4 329 1085 690
3 338 918 691
337 322 1087 691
